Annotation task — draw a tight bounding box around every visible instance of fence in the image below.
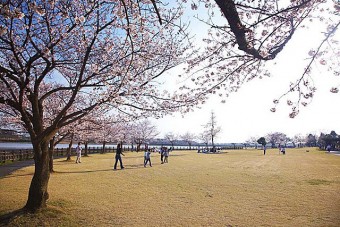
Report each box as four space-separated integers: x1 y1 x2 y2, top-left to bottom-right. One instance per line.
0 145 245 163
0 146 115 163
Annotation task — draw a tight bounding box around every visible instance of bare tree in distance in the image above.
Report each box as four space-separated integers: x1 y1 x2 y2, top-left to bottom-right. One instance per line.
203 111 221 151
165 132 178 149
293 134 306 148
198 131 210 150
131 120 159 152
181 132 196 150
246 137 260 149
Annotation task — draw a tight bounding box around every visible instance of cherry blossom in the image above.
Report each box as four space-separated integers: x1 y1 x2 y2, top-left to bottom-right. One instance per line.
0 0 194 212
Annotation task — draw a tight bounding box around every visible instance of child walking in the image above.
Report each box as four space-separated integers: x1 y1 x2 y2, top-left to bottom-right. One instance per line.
144 149 152 167
75 142 82 164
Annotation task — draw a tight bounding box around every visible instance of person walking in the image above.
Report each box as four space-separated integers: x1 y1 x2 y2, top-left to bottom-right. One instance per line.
114 142 125 170
163 147 169 163
326 144 331 152
144 149 152 167
281 146 286 155
75 142 82 164
160 147 164 164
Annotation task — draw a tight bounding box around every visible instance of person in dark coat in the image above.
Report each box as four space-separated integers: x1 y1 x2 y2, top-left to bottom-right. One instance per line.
114 142 124 170
263 145 266 155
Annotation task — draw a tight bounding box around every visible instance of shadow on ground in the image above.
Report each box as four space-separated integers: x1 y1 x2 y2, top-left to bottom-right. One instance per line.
0 208 26 226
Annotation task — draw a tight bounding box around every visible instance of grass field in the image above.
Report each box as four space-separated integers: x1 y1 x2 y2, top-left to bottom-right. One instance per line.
0 148 339 226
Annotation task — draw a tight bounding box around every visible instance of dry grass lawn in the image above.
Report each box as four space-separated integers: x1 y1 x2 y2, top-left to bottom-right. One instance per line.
0 148 339 226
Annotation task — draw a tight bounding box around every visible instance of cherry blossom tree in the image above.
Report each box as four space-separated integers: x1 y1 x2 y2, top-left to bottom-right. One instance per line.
181 131 196 149
292 133 306 148
183 0 339 117
131 119 159 152
0 0 195 211
198 131 210 149
246 136 260 149
266 132 288 148
48 126 72 172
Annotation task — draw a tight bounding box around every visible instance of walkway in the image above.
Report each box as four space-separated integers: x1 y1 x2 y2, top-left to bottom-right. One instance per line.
0 160 34 178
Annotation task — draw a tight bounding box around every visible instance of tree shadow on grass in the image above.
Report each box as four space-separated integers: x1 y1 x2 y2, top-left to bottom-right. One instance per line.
0 205 76 226
198 151 229 155
1 172 33 179
53 163 148 174
168 154 187 157
0 208 26 226
53 169 114 174
123 156 143 159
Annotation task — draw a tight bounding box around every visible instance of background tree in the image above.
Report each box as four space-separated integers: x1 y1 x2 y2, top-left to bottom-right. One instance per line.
257 137 267 148
48 128 71 173
203 111 221 151
181 132 196 150
319 131 339 150
164 132 178 149
293 134 306 148
198 131 210 150
305 133 317 147
246 137 260 149
131 120 158 152
266 132 287 148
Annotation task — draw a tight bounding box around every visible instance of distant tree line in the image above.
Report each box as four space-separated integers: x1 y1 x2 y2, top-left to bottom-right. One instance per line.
0 129 29 142
253 130 340 150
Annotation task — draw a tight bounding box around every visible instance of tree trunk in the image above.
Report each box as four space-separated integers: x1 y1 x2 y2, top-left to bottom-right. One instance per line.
211 135 214 149
25 140 50 212
84 141 88 156
101 141 106 154
49 137 55 173
66 133 74 161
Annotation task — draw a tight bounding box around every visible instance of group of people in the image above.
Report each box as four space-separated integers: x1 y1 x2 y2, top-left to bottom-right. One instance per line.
144 146 171 167
74 142 172 170
113 143 172 170
263 145 286 155
75 142 125 169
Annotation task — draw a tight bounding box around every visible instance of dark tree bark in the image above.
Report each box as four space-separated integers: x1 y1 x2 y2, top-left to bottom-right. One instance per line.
136 143 141 152
66 133 74 161
25 140 50 211
49 137 55 173
84 141 88 156
214 0 295 60
101 141 106 154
